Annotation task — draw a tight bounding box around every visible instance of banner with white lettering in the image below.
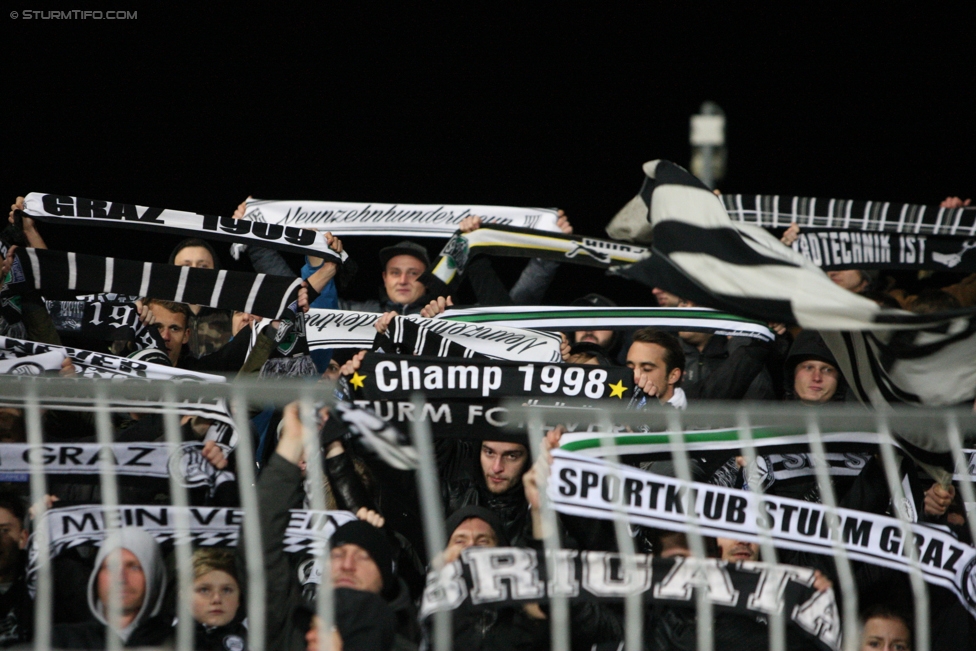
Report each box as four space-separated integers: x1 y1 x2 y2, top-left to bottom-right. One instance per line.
0 442 234 489
420 547 840 651
790 229 976 273
0 335 222 381
241 198 561 237
21 193 346 263
349 354 634 402
45 298 166 349
27 505 358 592
304 309 563 362
548 450 976 620
438 305 775 342
342 398 538 446
432 225 651 285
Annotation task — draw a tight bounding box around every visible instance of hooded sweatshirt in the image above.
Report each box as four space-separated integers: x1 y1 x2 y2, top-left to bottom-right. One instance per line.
53 528 172 648
87 528 167 643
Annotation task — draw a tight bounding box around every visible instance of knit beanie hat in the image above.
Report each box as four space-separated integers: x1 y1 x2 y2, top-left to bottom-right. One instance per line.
444 505 508 547
330 520 395 597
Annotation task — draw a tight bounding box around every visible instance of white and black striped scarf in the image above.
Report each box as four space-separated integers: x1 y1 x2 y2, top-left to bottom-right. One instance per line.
21 193 346 263
431 225 650 285
421 549 840 651
437 305 775 341
11 248 302 320
29 505 358 585
549 450 976 622
612 160 976 410
719 193 976 237
241 197 562 236
45 297 166 349
304 309 563 362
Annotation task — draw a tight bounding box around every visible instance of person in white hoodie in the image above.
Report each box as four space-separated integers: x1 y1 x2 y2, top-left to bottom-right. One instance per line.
52 528 171 648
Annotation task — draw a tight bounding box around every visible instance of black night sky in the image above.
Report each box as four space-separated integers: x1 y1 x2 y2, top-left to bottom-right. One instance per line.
7 4 975 305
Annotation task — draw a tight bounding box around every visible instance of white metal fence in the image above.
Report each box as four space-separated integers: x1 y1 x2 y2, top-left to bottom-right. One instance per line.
2 375 974 651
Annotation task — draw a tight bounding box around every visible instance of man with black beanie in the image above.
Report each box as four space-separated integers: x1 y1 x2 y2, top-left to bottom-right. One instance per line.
251 402 417 651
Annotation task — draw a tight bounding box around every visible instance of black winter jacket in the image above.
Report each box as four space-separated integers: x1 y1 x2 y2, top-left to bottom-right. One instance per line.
51 613 174 649
0 559 32 647
680 336 775 401
437 439 532 547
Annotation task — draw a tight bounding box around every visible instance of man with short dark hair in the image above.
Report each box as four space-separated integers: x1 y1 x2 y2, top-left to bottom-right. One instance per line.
626 328 686 408
145 299 191 367
440 439 533 548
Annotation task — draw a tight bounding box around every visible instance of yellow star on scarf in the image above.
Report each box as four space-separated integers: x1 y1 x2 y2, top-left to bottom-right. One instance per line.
607 380 628 399
349 372 367 390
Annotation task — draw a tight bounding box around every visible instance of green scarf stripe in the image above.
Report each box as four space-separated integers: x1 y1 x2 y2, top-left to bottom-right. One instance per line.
559 426 811 451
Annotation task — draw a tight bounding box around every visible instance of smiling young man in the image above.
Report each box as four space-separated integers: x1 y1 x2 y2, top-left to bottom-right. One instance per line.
785 331 845 404
339 241 434 316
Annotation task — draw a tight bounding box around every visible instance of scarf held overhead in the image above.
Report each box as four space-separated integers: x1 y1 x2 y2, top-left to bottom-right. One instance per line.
0 442 235 490
304 309 563 362
242 197 562 237
28 505 358 591
548 450 976 620
720 193 976 237
349 353 634 401
21 193 345 263
438 305 775 342
431 224 650 285
611 160 976 408
11 248 302 320
421 547 840 651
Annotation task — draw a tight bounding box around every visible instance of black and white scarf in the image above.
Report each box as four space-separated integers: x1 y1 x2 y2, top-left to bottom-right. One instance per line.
0 442 235 492
611 160 976 409
0 335 222 381
304 309 563 362
241 198 561 237
11 248 303 320
0 388 239 448
348 353 634 402
549 450 976 621
21 193 346 263
44 298 166 349
789 229 976 273
28 505 358 589
719 193 976 237
0 350 65 375
438 305 775 341
431 225 650 285
421 548 841 651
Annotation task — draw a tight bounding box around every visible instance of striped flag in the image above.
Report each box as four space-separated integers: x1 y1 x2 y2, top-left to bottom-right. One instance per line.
612 160 976 408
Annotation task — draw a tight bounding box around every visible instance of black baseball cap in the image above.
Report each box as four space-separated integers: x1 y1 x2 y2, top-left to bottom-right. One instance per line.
378 241 430 269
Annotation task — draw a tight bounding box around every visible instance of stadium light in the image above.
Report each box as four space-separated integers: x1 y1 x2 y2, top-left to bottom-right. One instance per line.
690 101 726 189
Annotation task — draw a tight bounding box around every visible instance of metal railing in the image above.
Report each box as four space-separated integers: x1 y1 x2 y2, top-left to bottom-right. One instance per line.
2 375 974 651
